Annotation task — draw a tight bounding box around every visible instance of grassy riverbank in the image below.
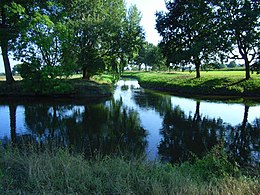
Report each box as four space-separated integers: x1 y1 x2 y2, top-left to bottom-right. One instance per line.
0 74 113 98
0 145 259 194
123 71 260 98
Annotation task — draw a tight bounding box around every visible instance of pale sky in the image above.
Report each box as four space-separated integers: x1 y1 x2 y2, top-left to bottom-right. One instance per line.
0 0 166 73
126 0 167 45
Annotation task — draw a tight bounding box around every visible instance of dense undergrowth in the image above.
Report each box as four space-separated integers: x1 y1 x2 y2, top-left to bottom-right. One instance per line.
0 144 259 194
0 74 114 98
123 71 260 97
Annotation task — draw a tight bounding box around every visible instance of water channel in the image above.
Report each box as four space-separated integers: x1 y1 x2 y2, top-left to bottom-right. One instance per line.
0 79 259 167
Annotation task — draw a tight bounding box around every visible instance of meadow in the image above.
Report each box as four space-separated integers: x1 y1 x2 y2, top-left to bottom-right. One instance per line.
123 71 260 98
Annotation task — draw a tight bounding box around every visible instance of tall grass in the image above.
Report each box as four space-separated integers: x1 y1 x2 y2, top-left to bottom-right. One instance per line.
0 144 259 194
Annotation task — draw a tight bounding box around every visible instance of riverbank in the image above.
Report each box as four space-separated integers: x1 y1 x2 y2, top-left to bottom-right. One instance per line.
0 145 258 194
123 71 260 98
0 75 113 99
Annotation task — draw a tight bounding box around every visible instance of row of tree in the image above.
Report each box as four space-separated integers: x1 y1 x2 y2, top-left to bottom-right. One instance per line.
0 0 145 84
1 0 259 85
156 0 260 79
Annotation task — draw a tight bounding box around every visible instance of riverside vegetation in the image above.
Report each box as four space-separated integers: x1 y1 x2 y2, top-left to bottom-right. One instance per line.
0 144 259 194
0 74 114 98
123 71 260 98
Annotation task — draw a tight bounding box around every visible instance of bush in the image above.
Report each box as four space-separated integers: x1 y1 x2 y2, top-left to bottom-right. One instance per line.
190 144 240 182
17 61 73 94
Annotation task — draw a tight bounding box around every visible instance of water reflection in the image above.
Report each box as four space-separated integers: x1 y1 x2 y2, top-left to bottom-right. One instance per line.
132 90 260 167
4 99 148 158
0 79 259 167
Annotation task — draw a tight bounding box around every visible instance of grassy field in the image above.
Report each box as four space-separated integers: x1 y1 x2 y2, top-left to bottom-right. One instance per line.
123 71 260 98
0 75 22 81
0 145 259 194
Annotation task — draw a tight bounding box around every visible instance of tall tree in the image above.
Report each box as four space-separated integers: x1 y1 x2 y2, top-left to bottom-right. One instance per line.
68 1 144 79
120 5 144 73
211 0 260 80
0 1 18 83
156 0 219 78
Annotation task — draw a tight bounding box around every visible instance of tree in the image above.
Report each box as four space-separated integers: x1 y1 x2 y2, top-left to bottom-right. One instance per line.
211 0 260 79
0 1 20 83
0 0 47 84
4 1 78 93
156 0 218 78
67 1 144 79
227 60 237 68
136 42 166 71
119 5 144 74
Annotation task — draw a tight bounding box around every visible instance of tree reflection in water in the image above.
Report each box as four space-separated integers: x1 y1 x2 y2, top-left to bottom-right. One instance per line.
133 90 260 167
22 99 148 158
3 85 260 167
226 106 260 167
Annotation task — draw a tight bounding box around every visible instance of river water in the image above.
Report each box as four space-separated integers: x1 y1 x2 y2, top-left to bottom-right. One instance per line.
1 79 259 167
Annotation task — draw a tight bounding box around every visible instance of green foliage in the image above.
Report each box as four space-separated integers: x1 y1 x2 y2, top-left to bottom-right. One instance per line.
227 61 237 68
157 0 260 79
17 61 73 94
68 0 144 78
251 61 260 74
210 0 260 79
202 62 226 70
190 144 239 182
1 0 144 87
136 42 166 71
156 0 219 78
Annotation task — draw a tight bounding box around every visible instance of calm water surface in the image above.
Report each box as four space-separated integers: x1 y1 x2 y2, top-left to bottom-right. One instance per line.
1 79 259 167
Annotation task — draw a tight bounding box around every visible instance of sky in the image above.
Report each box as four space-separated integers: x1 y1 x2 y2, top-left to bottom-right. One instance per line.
126 0 167 45
0 0 167 73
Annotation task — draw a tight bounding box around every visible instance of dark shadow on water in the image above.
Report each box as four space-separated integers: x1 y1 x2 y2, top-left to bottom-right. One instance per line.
132 89 260 167
2 98 148 160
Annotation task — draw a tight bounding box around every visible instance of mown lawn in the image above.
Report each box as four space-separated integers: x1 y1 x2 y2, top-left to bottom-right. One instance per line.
123 71 260 97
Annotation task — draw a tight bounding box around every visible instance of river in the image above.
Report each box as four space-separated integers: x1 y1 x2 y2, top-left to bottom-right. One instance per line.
0 79 259 167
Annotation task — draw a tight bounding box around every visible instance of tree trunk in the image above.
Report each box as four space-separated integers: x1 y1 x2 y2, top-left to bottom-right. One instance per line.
241 105 249 131
1 6 15 84
194 57 201 78
1 40 15 83
244 57 250 80
9 103 17 143
235 30 251 80
193 101 201 122
82 67 90 80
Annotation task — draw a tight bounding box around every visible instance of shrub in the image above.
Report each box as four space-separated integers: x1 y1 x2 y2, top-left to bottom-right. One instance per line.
17 61 73 94
191 144 240 182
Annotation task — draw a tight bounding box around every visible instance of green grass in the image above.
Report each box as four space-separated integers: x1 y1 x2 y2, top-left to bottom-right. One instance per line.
123 71 260 97
0 145 259 194
0 75 22 81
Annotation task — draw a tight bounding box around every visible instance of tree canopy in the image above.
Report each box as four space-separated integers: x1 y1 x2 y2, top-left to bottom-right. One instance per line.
211 0 260 79
156 0 218 78
156 0 260 79
1 0 144 87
